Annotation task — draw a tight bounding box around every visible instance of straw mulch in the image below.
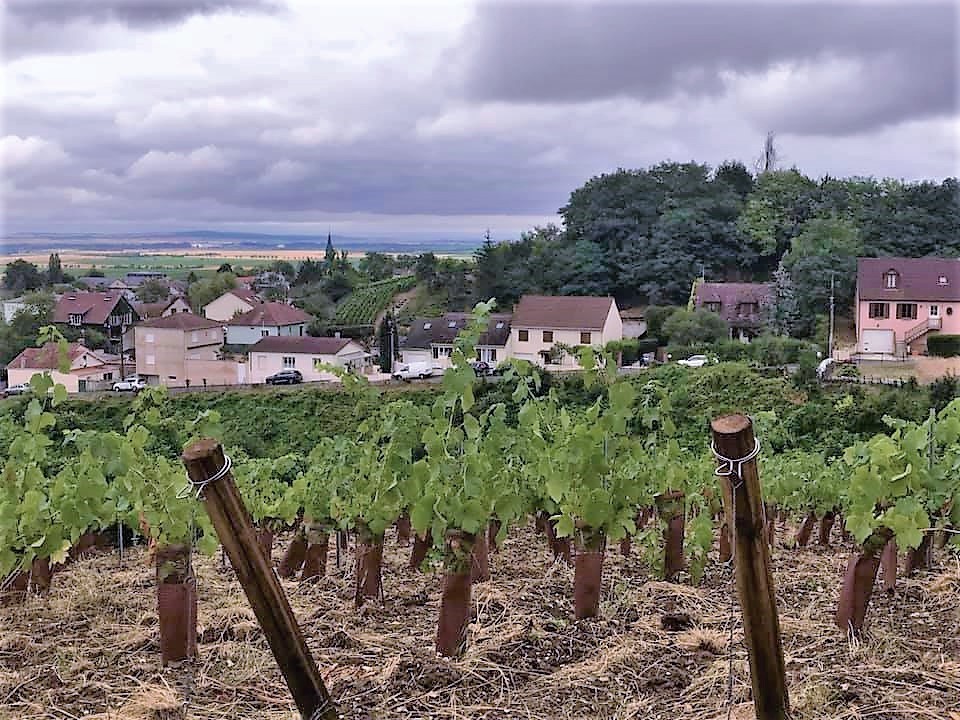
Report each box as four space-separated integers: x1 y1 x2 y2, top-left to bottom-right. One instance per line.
1 522 958 720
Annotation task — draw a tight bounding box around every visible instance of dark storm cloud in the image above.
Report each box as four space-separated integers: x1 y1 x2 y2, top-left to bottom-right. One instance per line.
456 2 958 134
7 0 281 26
4 0 282 57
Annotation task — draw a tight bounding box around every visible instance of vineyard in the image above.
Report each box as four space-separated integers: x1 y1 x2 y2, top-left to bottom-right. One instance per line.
2 319 959 720
333 276 417 326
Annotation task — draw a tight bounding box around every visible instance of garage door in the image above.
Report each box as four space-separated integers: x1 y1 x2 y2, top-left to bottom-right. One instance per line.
860 329 895 354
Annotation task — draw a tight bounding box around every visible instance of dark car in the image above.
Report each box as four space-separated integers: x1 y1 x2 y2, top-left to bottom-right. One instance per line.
265 369 303 385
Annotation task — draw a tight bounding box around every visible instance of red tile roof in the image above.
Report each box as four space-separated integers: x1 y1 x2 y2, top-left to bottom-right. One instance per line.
511 295 616 330
229 288 261 304
53 292 135 325
6 342 106 370
228 302 312 327
134 301 167 318
139 314 223 330
248 336 352 355
857 257 960 302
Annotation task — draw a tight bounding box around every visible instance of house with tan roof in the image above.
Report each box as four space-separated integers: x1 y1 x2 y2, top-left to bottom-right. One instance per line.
203 288 263 322
225 302 313 346
248 336 370 383
856 257 960 357
134 313 244 387
507 295 622 367
401 313 512 369
5 342 121 393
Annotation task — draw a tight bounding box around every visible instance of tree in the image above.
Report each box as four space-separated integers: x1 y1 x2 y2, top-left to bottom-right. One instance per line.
415 253 438 286
378 313 399 373
714 160 755 199
3 260 44 294
0 291 55 365
186 271 199 285
662 308 728 346
269 260 296 280
294 259 324 286
136 279 170 304
358 252 395 282
217 263 234 274
766 261 801 337
188 273 236 312
322 273 354 303
644 306 680 344
46 254 65 285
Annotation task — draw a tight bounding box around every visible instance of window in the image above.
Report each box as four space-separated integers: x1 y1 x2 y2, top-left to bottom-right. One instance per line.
68 313 83 326
930 305 940 318
282 356 296 368
948 307 955 316
495 321 505 329
705 301 721 313
885 271 899 289
580 331 592 344
432 347 439 359
542 330 553 342
448 320 457 328
423 322 432 330
518 330 529 342
868 303 889 319
146 355 156 365
938 275 949 286
313 358 321 367
104 373 113 381
737 302 759 316
261 329 269 337
896 303 917 320
299 326 304 336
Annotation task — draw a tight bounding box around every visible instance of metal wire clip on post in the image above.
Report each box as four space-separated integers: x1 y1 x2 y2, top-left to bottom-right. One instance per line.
177 453 233 500
709 434 761 720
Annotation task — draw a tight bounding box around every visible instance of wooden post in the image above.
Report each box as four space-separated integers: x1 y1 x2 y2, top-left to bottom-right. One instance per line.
182 439 338 720
711 414 789 720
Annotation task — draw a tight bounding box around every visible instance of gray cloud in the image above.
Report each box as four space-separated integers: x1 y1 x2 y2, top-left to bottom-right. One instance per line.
4 0 282 57
455 2 958 134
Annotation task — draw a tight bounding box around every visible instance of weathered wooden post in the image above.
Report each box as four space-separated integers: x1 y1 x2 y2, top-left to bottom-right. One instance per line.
182 439 339 720
711 414 789 720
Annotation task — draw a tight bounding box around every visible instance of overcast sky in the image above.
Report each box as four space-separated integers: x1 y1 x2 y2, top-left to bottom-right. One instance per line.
2 0 958 240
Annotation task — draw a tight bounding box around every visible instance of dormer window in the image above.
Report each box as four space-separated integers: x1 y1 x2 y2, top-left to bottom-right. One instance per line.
705 301 721 313
68 313 83 326
448 321 457 328
938 275 949 286
495 321 505 329
423 322 432 329
885 270 899 289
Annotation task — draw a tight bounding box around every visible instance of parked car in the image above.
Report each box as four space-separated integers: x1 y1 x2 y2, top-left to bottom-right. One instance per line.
265 369 303 385
677 354 713 368
112 376 146 392
391 361 435 381
470 360 492 377
2 383 32 398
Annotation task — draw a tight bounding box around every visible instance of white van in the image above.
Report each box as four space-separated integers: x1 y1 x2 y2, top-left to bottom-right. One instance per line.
391 361 435 381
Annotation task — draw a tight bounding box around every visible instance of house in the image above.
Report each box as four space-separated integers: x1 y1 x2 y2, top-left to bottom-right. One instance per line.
253 271 290 296
2 296 28 323
203 288 262 321
134 296 192 320
248 336 370 383
694 282 773 342
400 313 512 369
619 307 648 339
508 295 622 367
225 302 312 346
855 257 960 356
134 313 244 387
77 276 112 290
53 291 140 351
5 342 121 393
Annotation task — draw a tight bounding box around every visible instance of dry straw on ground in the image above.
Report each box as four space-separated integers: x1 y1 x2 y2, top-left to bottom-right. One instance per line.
2 523 958 720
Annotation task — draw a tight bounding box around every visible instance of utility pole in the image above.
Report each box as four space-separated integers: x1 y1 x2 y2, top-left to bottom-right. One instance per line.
388 308 395 375
828 274 835 359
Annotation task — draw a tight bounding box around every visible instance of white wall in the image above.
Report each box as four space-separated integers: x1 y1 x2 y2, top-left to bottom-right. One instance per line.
204 293 253 321
226 322 306 345
507 302 622 368
248 347 360 383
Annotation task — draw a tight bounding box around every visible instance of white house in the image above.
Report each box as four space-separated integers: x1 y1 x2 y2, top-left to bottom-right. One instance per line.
203 288 262 322
225 302 313 346
248 336 369 383
400 313 512 369
507 295 623 368
5 342 121 393
2 296 28 323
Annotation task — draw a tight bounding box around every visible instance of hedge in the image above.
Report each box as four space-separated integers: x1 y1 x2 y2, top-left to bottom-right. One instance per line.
927 334 960 357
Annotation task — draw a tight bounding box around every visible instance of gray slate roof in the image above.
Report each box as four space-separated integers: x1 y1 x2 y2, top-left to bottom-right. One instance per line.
403 313 512 349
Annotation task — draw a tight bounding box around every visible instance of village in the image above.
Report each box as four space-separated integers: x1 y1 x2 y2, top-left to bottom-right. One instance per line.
4 255 960 396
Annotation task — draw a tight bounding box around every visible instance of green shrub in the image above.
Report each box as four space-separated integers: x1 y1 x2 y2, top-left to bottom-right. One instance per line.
927 334 960 357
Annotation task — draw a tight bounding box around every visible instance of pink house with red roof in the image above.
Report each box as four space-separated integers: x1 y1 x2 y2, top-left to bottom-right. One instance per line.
5 342 121 393
855 257 960 356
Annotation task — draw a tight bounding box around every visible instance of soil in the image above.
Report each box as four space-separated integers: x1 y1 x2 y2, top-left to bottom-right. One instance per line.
1 522 958 720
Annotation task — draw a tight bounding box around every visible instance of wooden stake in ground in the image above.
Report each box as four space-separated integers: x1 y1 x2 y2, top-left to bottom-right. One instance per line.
182 439 338 720
711 414 789 720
